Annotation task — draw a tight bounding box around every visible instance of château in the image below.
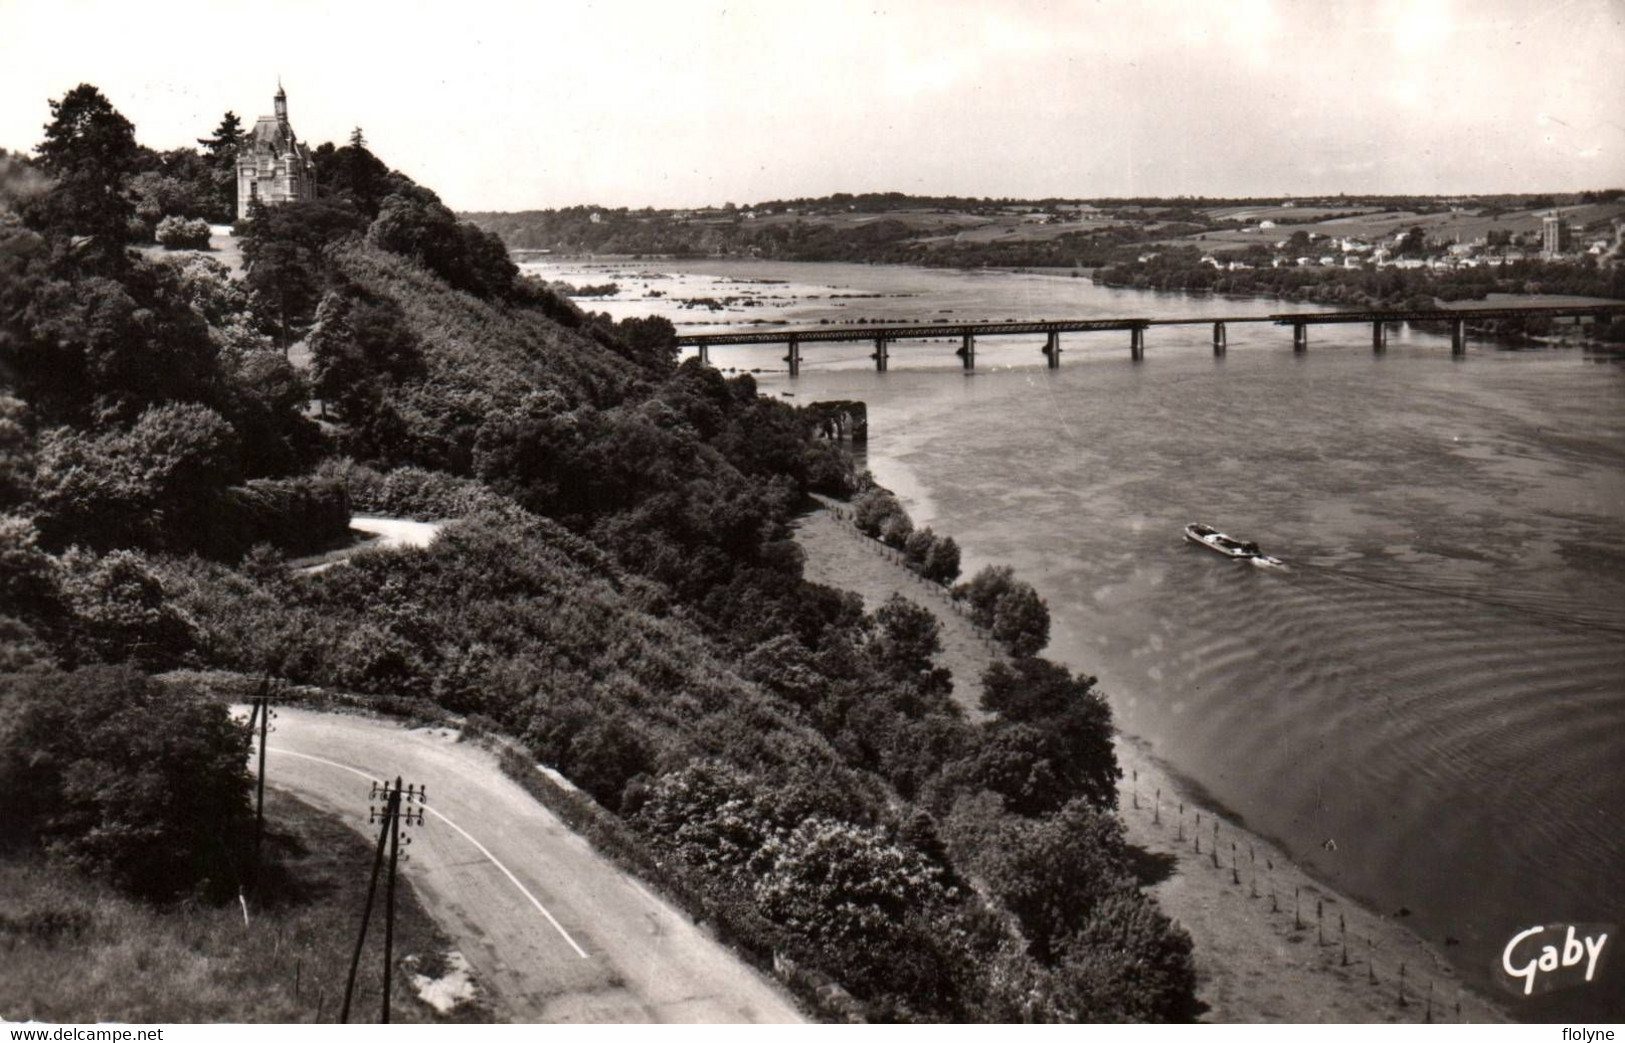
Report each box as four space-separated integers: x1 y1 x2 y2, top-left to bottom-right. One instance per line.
236 82 316 219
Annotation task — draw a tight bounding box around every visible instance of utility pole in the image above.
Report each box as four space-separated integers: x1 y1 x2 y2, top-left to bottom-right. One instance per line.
340 777 425 1024
382 777 400 1025
244 676 277 895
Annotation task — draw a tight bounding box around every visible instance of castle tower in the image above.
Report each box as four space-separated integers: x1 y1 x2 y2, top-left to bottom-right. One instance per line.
237 82 317 219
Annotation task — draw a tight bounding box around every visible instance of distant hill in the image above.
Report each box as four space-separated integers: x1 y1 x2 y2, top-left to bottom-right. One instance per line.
464 190 1625 270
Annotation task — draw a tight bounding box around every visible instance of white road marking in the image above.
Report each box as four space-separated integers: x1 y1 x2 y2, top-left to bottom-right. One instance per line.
267 745 592 959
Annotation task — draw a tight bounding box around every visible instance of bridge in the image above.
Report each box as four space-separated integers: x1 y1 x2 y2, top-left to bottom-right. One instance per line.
675 303 1625 375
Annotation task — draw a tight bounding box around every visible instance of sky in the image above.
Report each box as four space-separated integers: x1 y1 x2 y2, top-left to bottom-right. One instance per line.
2 0 1623 211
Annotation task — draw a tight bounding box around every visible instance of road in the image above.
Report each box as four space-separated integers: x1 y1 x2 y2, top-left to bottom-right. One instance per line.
253 707 803 1023
348 516 442 549
294 517 443 575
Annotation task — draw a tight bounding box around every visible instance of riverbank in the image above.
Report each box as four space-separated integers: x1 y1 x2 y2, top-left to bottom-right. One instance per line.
792 502 1511 1024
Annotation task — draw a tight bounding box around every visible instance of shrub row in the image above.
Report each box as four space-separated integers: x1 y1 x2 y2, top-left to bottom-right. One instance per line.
204 476 351 559
850 486 961 584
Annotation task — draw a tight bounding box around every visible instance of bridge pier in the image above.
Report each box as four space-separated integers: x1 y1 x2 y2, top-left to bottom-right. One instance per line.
1451 319 1467 356
1043 330 1061 369
1130 326 1145 361
872 335 889 373
1372 321 1386 353
697 341 709 366
1292 323 1308 353
956 332 975 371
1212 321 1227 357
785 335 801 378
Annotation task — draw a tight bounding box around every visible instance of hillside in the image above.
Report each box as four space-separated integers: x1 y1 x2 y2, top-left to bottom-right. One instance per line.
1 84 1200 1024
464 190 1625 278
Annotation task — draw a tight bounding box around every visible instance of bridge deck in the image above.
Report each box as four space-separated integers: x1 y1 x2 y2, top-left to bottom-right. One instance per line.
675 303 1625 347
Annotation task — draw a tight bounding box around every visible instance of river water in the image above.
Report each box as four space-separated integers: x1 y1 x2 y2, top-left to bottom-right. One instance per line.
528 258 1625 1020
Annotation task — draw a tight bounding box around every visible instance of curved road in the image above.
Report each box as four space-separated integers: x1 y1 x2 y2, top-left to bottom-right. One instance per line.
251 707 802 1023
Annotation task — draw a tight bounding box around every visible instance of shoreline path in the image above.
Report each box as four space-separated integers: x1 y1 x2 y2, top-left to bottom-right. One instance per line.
793 502 1510 1024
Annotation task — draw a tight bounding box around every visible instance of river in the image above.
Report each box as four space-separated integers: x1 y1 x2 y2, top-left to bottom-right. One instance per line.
525 258 1625 1021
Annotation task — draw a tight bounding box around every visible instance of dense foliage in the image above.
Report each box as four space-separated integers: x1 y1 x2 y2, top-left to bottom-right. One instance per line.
0 84 1199 1022
0 666 251 898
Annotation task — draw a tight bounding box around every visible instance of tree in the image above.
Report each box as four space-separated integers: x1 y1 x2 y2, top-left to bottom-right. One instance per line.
994 583 1048 656
311 139 397 219
635 759 778 872
944 722 1074 816
197 111 244 164
1043 888 1198 1022
881 511 914 549
958 798 1128 960
615 315 680 374
924 533 961 584
58 548 197 670
238 197 369 343
365 189 518 300
0 666 251 898
851 487 904 538
903 527 935 567
1396 225 1429 258
560 714 652 811
956 564 1050 656
306 287 425 423
0 514 65 640
34 403 242 552
753 816 958 996
0 394 34 510
197 110 244 221
26 84 139 263
866 593 951 702
956 563 1014 618
980 657 1121 810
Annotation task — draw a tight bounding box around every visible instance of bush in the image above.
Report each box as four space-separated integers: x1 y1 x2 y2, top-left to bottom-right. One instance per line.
955 565 1050 656
903 528 935 567
955 798 1128 960
1043 887 1199 1022
991 584 1050 657
851 488 905 538
902 526 962 585
155 215 211 250
880 512 913 550
34 402 241 552
0 666 251 898
0 515 64 633
956 564 1014 619
205 476 352 559
753 816 958 998
923 532 961 585
317 459 516 520
59 549 195 670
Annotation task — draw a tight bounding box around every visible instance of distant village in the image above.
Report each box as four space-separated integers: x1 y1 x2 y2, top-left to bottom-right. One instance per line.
1163 210 1625 274
469 191 1625 276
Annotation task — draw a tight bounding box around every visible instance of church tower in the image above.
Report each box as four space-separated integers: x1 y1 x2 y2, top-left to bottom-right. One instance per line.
236 82 317 219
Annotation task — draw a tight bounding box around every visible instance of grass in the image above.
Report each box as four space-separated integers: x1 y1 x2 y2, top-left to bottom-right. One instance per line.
0 790 488 1024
